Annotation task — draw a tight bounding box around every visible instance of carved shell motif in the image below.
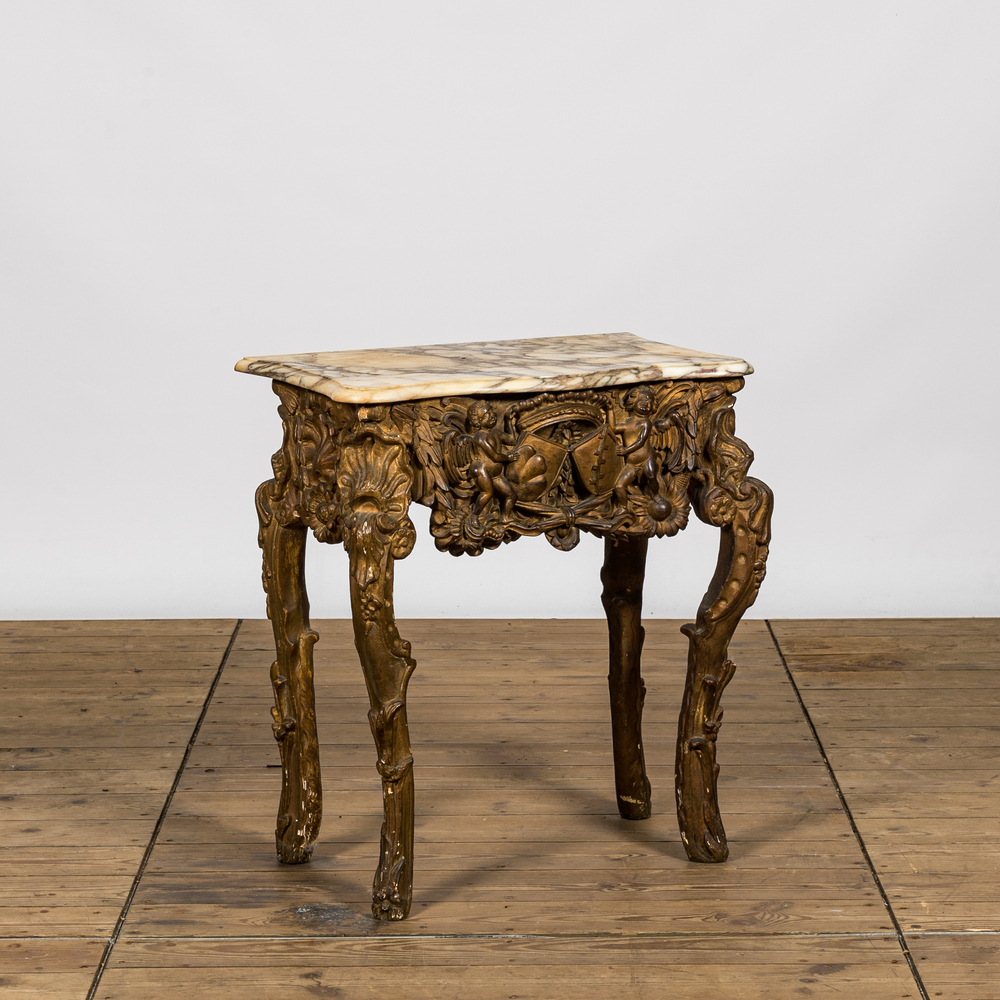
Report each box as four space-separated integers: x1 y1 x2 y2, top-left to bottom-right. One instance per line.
336 425 417 613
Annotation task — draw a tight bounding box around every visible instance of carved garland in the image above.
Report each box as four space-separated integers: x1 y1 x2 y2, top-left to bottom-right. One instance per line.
259 376 760 560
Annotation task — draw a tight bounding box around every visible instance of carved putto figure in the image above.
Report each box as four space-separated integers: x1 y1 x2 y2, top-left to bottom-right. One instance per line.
465 400 519 515
609 384 661 504
443 400 549 517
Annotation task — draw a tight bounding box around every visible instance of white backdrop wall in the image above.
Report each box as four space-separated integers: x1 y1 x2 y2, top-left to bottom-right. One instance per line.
1 2 998 620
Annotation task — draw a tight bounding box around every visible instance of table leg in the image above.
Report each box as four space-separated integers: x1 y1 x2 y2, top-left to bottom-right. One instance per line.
257 485 322 864
339 425 418 920
675 468 772 863
348 549 416 921
601 536 652 820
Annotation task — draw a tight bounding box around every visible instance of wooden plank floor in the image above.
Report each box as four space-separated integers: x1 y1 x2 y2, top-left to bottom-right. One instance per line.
0 619 238 999
1 618 996 998
769 619 1000 1000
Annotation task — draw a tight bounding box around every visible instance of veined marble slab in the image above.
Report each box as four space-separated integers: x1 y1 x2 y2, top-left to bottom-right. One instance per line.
235 332 752 403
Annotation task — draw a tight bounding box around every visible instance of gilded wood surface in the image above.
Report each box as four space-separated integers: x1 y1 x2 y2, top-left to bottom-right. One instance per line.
255 376 772 917
600 535 652 821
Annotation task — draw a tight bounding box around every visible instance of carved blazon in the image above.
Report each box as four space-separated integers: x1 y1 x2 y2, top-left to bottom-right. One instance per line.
507 433 565 499
504 426 622 501
571 425 621 495
506 397 624 498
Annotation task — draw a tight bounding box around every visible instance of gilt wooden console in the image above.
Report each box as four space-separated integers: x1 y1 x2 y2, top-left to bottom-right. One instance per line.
236 332 773 921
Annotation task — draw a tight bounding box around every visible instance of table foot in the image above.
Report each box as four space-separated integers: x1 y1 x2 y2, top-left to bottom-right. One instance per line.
369 698 415 920
601 535 652 820
675 401 772 863
257 484 323 865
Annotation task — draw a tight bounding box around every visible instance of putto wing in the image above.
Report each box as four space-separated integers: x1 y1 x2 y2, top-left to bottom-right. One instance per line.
410 402 453 506
443 429 472 472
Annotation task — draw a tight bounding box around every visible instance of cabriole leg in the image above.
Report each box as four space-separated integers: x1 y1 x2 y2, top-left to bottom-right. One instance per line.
676 473 772 862
257 484 322 864
601 536 652 820
338 420 418 920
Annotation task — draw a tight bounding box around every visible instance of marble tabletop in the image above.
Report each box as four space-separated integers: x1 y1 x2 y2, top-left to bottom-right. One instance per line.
235 332 752 404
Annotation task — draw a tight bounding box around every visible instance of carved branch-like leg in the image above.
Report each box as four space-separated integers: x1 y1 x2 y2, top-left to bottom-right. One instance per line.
676 484 772 861
601 536 652 820
676 399 773 863
257 484 322 864
338 420 418 920
349 548 416 921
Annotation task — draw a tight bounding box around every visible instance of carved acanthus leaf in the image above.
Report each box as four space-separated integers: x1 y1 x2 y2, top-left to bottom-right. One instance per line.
258 383 353 544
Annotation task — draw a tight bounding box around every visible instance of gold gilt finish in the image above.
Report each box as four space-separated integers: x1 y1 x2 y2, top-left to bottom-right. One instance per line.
254 376 772 919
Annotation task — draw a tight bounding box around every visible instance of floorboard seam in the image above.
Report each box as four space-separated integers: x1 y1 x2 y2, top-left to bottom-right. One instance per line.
85 619 243 999
109 931 916 942
765 620 931 1000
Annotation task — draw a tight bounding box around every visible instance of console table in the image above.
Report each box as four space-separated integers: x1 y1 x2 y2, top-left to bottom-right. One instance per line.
236 332 773 921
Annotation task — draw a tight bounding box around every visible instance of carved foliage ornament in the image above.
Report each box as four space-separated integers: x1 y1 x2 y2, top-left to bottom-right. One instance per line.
259 377 759 559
